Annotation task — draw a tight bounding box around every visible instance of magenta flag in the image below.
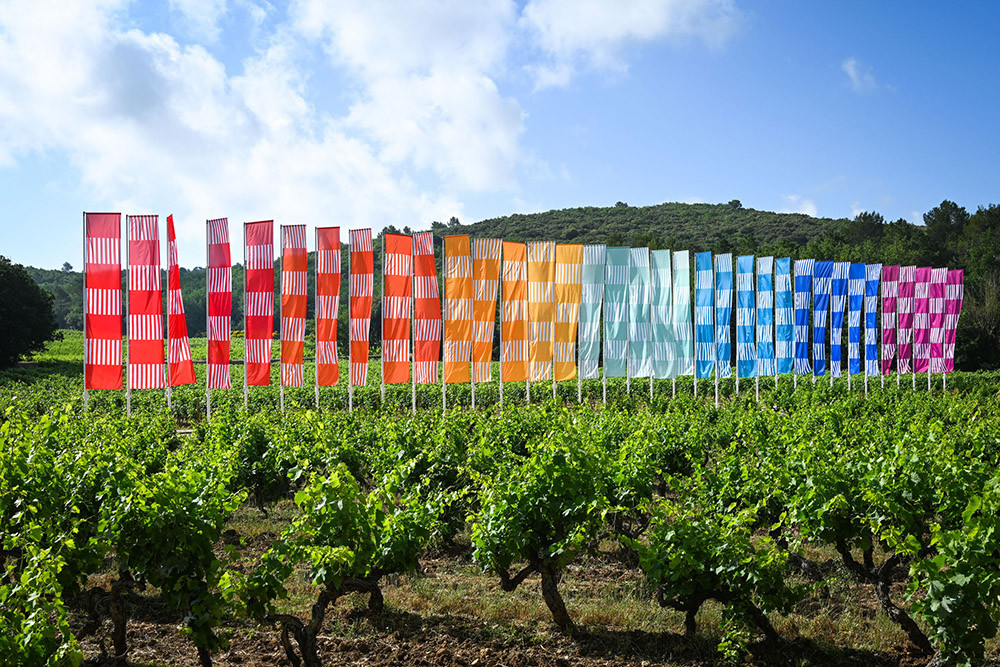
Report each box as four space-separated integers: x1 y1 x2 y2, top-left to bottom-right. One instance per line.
944 270 964 373
929 268 947 372
880 265 899 374
897 266 915 374
913 267 932 373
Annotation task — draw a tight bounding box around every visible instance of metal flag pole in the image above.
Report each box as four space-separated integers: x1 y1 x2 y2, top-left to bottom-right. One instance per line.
912 338 916 390
243 223 249 411
928 359 932 392
411 236 416 415
315 227 320 410
125 216 132 417
205 221 211 421
82 213 89 412
279 226 286 414
525 250 531 404
381 235 386 405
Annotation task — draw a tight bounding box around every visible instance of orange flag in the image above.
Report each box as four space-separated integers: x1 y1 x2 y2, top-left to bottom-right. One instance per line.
382 233 412 384
554 244 583 381
280 224 307 387
501 242 528 383
443 235 472 383
472 238 502 383
528 241 556 382
315 227 341 386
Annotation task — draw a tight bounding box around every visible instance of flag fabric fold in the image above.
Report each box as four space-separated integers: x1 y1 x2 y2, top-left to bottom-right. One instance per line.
755 257 775 376
848 263 865 375
244 221 274 387
85 212 123 390
554 244 583 381
280 224 307 387
830 262 849 378
944 270 964 373
864 264 882 377
880 266 900 375
897 266 916 374
444 235 473 384
166 215 196 386
349 229 374 386
929 268 947 373
714 253 734 379
694 252 715 379
315 227 341 386
628 247 652 379
472 238 502 383
382 233 412 384
672 251 694 376
501 241 528 382
651 250 676 379
528 241 556 382
207 218 231 389
913 267 932 373
603 247 630 378
793 259 814 375
413 232 441 384
736 255 756 378
127 214 165 389
775 258 793 375
811 260 832 377
578 245 606 380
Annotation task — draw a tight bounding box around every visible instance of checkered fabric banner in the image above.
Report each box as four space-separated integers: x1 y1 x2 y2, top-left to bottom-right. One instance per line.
382 233 412 384
444 235 473 384
472 238 502 383
896 266 916 374
578 244 606 380
528 241 556 382
944 270 964 373
127 214 165 390
864 264 882 377
736 254 756 378
651 249 676 379
694 251 715 379
628 247 652 379
84 213 123 390
811 260 832 377
929 267 947 373
829 262 849 378
413 232 440 384
280 224 307 387
755 256 775 376
244 221 274 387
603 247 630 378
793 259 814 376
848 263 865 376
672 251 694 376
913 267 932 374
315 227 341 386
775 257 793 375
349 228 374 386
714 253 734 379
501 241 528 383
166 215 195 386
554 244 583 381
880 265 900 375
207 218 232 389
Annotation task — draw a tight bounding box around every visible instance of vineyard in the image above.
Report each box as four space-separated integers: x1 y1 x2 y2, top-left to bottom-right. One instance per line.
3 336 1000 666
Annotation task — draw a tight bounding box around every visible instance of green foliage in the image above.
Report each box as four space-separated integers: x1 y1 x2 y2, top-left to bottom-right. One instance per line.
0 256 59 368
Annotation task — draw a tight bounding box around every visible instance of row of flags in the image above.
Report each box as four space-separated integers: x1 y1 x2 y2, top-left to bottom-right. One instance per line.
83 213 965 397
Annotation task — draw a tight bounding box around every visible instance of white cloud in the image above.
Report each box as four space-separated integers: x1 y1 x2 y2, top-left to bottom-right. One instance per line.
842 57 881 93
779 194 818 217
170 0 228 43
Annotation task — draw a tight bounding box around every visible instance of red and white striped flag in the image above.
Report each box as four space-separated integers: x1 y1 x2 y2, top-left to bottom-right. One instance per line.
944 270 964 373
413 232 441 384
166 215 196 386
350 229 374 386
382 233 412 384
127 215 165 389
244 221 274 386
280 224 307 386
85 212 123 390
207 218 232 389
316 227 341 386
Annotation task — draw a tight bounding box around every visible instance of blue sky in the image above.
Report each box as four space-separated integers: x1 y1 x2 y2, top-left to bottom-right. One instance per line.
1 0 997 269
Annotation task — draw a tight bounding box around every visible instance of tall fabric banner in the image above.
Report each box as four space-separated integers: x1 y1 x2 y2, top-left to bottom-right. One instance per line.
472 239 502 383
829 262 849 378
443 235 472 384
811 261 833 377
413 232 441 384
650 250 676 379
84 213 122 390
864 264 882 377
166 215 196 386
929 268 947 373
554 244 583 381
578 245 606 380
847 263 865 375
880 266 900 375
736 255 756 378
382 233 412 384
897 266 916 374
207 218 232 389
775 258 793 375
793 259 814 375
944 270 964 373
755 257 775 376
628 247 652 379
501 242 528 383
913 267 932 373
315 227 341 386
127 215 165 389
603 247 630 378
694 251 715 379
244 221 274 386
349 229 374 386
714 254 734 379
672 251 694 376
280 225 307 387
527 241 556 382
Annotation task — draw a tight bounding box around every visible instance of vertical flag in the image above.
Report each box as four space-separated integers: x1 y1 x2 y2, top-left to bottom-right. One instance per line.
913 267 932 373
578 245 606 380
413 232 441 384
650 250 676 379
830 262 849 378
944 270 964 373
472 238 502 382
811 261 833 377
554 244 583 381
84 213 122 390
736 255 756 378
443 235 473 384
280 225 307 387
127 215 165 389
501 241 528 382
864 264 882 377
207 218 232 389
847 263 865 375
603 247 630 378
382 233 413 384
672 251 694 376
880 266 900 375
694 251 715 379
897 266 916 374
349 229 374 386
929 268 947 373
315 227 341 386
166 215 196 386
244 221 274 387
774 258 794 375
628 247 652 379
793 259 814 375
755 257 775 376
527 241 556 382
714 254 734 378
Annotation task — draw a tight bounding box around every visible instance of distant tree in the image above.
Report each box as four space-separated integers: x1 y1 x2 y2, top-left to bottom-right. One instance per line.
448 216 462 227
0 256 59 368
431 221 446 232
615 201 628 208
728 199 743 210
61 262 73 272
923 200 969 263
606 231 624 246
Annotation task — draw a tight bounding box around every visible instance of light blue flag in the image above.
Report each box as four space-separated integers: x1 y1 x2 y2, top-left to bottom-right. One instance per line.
812 261 833 376
603 247 629 378
848 263 864 375
755 257 774 376
793 259 814 375
694 251 715 379
628 248 652 378
736 255 756 378
775 257 794 374
672 251 694 375
830 262 849 377
715 253 734 378
865 264 882 376
578 245 606 380
651 250 676 379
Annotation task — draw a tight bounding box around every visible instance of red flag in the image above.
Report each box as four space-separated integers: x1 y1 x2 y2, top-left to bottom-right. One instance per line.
244 221 274 386
349 229 373 386
316 227 341 386
127 215 165 389
413 232 440 383
207 218 232 389
382 233 412 384
280 224 307 386
166 215 196 386
85 212 123 390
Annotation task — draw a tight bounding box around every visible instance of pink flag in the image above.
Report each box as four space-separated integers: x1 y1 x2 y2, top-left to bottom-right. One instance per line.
944 270 964 373
913 267 932 373
929 268 947 372
896 266 915 374
880 265 899 375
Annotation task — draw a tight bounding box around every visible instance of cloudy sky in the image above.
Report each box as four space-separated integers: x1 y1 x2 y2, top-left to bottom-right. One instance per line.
1 1 997 268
